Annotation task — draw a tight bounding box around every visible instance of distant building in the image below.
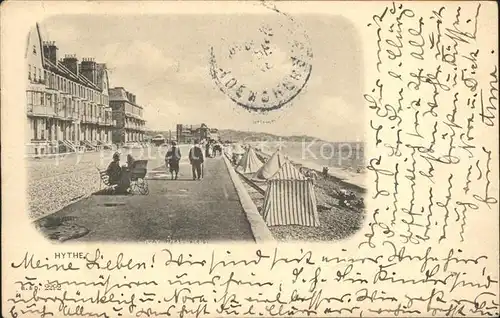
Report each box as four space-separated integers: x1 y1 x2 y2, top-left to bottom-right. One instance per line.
109 87 146 143
151 134 165 146
176 123 214 144
25 23 113 155
208 128 219 141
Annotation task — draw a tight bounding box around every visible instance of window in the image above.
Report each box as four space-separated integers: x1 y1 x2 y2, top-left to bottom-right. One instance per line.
40 93 44 106
40 120 45 139
33 45 37 55
28 64 31 80
27 91 32 106
33 120 38 140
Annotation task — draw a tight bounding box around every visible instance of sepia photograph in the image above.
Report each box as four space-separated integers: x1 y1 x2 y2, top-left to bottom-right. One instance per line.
3 1 498 317
26 7 367 243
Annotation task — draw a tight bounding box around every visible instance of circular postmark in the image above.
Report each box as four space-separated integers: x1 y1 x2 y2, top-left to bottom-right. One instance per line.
209 2 313 113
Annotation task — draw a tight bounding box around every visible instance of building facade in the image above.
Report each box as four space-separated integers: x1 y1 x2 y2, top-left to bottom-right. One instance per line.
176 124 220 144
25 24 113 155
109 87 146 144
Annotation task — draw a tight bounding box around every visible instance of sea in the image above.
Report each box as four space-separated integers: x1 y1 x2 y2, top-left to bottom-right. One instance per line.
248 141 365 170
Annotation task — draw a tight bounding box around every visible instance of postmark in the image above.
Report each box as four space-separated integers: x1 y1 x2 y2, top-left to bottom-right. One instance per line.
209 2 313 113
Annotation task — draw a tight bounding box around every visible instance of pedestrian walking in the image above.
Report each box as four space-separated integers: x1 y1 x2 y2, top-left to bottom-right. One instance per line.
165 141 181 180
205 142 211 158
189 139 204 180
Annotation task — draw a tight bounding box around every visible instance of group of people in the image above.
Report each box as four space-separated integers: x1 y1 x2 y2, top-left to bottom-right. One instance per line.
165 140 205 180
105 139 217 188
205 140 222 158
106 152 136 193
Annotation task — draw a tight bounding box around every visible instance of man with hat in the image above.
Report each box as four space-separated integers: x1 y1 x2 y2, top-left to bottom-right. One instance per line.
165 141 182 180
188 139 204 180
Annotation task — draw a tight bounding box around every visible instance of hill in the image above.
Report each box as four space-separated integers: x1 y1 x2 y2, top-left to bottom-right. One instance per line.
217 129 325 143
145 129 325 143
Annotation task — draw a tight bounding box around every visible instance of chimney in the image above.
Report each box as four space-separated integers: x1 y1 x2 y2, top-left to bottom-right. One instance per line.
61 54 79 76
96 63 107 89
42 41 58 64
80 57 97 84
131 94 136 104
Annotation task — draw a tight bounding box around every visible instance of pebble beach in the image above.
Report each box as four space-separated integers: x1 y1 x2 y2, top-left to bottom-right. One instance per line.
27 153 107 220
26 147 164 220
237 150 367 242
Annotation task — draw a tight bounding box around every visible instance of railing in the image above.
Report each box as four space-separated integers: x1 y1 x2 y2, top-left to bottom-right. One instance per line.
27 105 56 117
80 115 98 124
25 140 59 156
54 108 69 119
29 78 46 85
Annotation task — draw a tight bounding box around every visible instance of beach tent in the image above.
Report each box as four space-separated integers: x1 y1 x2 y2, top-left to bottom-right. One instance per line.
232 144 245 154
262 161 320 227
254 148 287 180
231 143 245 165
236 146 264 174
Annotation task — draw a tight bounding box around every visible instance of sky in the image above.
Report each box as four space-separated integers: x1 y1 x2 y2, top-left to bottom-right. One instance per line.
39 11 365 142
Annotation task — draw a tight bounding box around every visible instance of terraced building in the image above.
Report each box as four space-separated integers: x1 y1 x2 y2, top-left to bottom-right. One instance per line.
25 23 114 155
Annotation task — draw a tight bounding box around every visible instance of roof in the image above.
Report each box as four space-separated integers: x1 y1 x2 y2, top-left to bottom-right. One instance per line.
269 161 307 180
109 87 143 108
236 147 264 174
33 23 102 92
178 124 209 130
43 58 101 91
109 87 129 101
255 149 287 180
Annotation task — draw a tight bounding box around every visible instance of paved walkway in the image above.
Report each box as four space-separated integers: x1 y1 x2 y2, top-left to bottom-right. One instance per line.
35 156 256 243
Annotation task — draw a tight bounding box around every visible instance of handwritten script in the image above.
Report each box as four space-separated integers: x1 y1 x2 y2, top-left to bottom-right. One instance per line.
5 246 499 317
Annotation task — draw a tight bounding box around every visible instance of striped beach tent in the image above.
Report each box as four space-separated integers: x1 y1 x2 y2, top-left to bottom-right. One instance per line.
262 161 320 227
236 146 263 174
254 148 287 180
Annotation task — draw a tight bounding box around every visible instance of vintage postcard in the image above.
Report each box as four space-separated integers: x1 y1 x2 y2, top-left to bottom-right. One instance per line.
1 0 499 317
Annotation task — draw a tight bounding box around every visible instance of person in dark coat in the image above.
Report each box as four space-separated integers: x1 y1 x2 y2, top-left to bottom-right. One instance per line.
106 152 130 193
107 152 122 185
165 141 181 180
189 140 204 180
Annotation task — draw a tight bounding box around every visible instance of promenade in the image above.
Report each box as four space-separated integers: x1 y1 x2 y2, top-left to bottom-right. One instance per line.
34 152 256 243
